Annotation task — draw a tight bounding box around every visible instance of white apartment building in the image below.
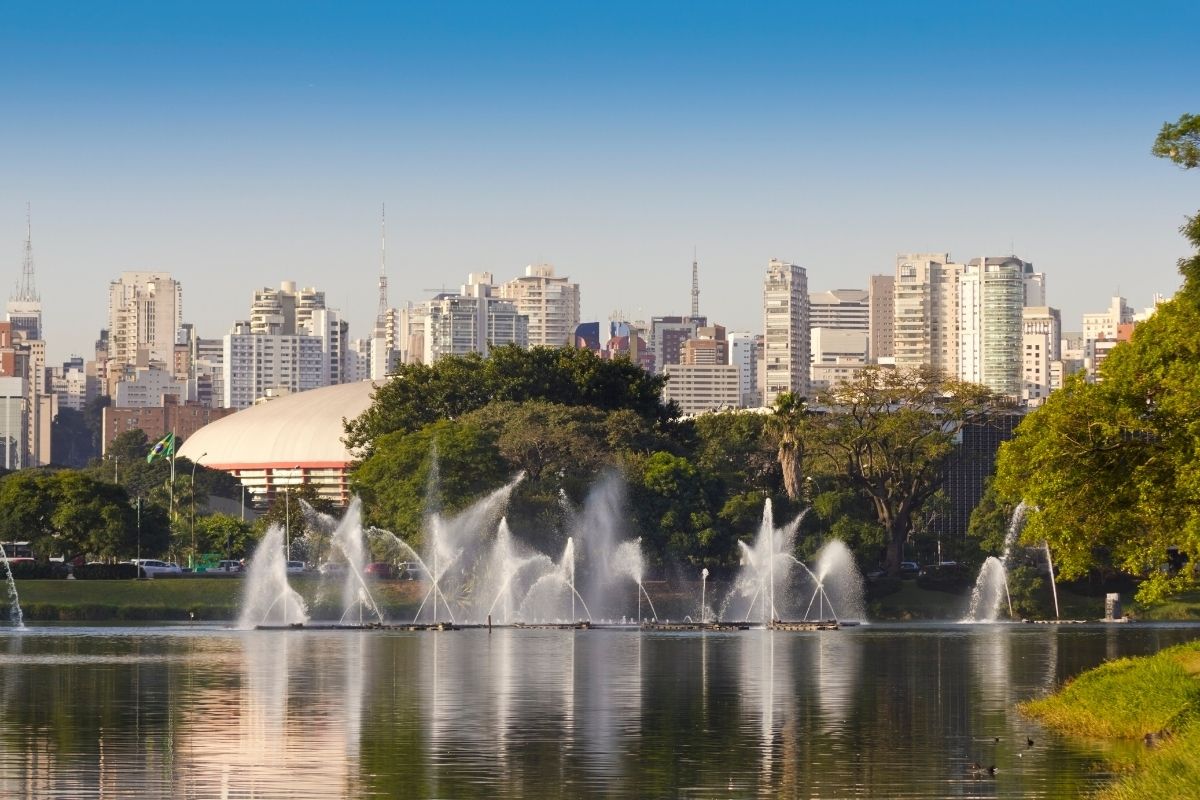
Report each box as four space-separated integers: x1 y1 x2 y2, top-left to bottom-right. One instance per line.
727 332 759 408
893 253 962 378
811 361 872 395
1021 306 1062 407
250 282 326 335
959 257 1025 397
113 364 188 408
663 363 741 416
1082 295 1133 379
107 272 183 368
811 327 868 366
762 259 809 405
808 289 869 331
410 273 529 364
0 377 25 470
498 264 580 347
222 289 347 409
867 274 894 362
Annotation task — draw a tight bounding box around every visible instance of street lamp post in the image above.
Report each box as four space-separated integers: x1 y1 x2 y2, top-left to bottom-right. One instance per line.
190 453 207 569
136 496 142 577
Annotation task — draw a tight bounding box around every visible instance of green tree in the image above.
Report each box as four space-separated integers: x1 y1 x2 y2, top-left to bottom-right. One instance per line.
994 113 1200 601
194 513 257 559
351 419 508 547
787 366 998 576
344 345 672 454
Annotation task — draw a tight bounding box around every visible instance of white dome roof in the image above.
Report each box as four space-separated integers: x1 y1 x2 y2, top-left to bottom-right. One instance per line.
178 381 379 468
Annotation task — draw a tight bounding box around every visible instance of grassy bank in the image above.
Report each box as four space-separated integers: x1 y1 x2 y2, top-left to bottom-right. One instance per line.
1021 641 1200 799
12 577 425 622
868 579 1104 621
1134 591 1200 621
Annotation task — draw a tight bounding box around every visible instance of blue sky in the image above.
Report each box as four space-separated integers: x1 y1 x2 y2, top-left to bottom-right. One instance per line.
2 1 1197 363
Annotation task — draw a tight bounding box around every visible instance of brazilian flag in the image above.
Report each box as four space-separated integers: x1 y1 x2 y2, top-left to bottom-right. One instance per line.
147 433 176 463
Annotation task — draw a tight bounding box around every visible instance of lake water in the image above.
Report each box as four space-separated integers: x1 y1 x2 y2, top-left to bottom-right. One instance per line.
0 622 1196 799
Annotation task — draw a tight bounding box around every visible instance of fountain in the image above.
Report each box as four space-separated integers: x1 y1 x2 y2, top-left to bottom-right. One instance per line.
721 501 859 629
805 540 866 624
328 499 385 626
962 557 1013 622
1043 541 1061 620
700 568 709 624
0 542 23 628
962 501 1027 623
239 524 309 629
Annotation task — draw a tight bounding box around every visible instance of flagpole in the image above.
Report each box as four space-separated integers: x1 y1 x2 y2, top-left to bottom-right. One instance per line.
170 428 177 562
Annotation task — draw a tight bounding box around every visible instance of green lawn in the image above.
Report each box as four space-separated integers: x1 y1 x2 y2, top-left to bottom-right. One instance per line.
1022 641 1200 800
12 576 426 621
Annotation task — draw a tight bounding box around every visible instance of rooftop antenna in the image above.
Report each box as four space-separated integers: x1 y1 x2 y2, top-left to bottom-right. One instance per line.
374 203 388 337
15 203 38 302
690 247 699 319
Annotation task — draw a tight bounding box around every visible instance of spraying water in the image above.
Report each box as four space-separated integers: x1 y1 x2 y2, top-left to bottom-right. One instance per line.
1044 541 1061 619
239 525 309 628
962 556 1013 622
0 543 23 628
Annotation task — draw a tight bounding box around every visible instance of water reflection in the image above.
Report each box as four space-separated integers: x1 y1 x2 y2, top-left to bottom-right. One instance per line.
0 624 1195 798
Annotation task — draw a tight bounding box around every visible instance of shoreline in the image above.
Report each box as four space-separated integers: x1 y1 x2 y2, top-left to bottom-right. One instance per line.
1021 641 1200 799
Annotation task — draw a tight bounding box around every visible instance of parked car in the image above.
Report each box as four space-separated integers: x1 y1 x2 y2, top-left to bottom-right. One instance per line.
899 561 920 578
286 561 307 574
129 559 183 578
210 560 244 574
364 562 395 579
397 561 425 580
318 561 346 576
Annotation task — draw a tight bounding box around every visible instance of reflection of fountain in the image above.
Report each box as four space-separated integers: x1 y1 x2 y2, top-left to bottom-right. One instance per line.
238 525 309 629
0 542 24 628
963 501 1026 623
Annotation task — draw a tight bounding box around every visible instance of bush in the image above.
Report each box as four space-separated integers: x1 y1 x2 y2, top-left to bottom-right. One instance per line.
72 563 140 580
916 563 970 593
7 560 69 580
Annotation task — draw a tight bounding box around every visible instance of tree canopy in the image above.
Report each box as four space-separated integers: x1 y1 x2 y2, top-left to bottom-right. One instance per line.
994 112 1200 601
782 366 999 575
343 345 674 454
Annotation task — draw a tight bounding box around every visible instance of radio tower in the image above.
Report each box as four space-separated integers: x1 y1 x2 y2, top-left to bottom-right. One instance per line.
374 203 388 338
690 248 699 319
15 203 38 303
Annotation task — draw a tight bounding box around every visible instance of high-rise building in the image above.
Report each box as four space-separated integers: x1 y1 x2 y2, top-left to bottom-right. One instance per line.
727 332 760 407
649 315 706 374
959 257 1025 396
680 325 728 365
662 363 741 416
1021 306 1062 407
408 273 529 364
222 285 347 409
498 264 581 347
762 259 809 405
808 289 869 331
893 253 962 378
249 281 327 335
868 274 895 362
1082 295 1133 380
107 272 183 368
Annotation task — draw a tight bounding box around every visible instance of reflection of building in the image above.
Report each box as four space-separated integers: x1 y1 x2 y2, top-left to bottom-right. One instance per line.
931 410 1024 545
178 381 378 506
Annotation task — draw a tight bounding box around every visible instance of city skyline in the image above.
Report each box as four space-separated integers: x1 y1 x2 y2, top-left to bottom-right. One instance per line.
3 2 1198 364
